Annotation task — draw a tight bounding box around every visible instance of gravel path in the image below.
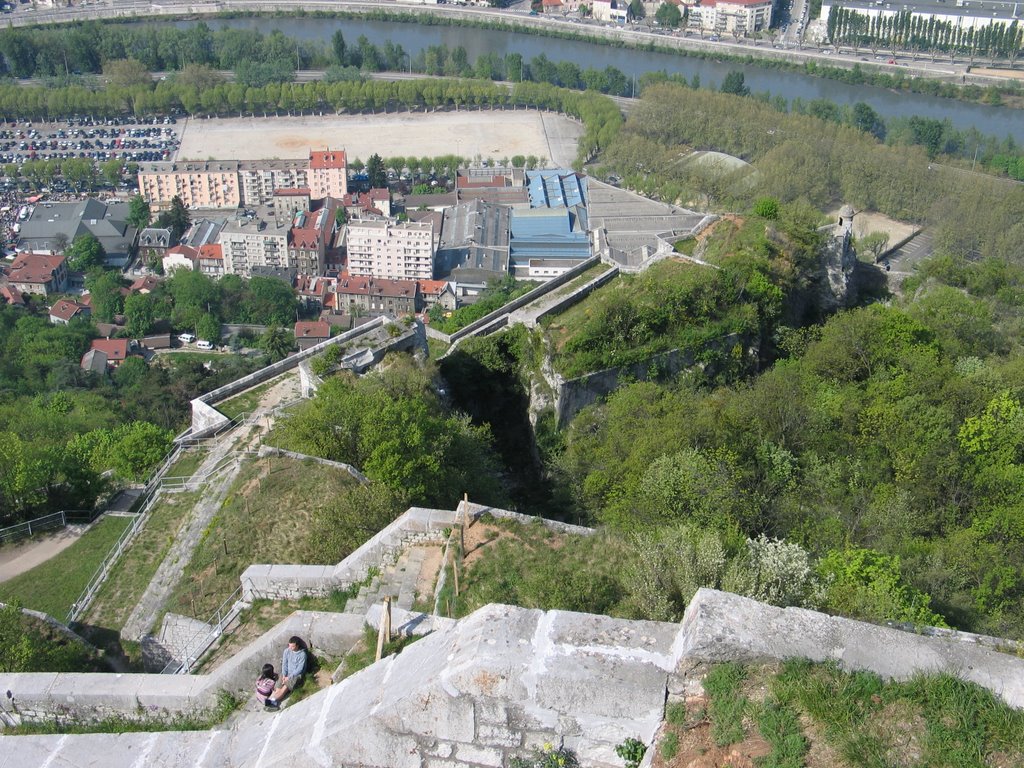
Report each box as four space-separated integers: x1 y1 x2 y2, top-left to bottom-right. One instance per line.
0 525 88 584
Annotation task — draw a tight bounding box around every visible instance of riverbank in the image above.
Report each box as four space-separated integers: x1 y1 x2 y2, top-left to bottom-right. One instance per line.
6 0 1022 109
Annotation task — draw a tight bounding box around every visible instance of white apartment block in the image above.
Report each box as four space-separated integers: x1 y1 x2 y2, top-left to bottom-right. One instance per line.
238 162 310 208
138 150 347 210
690 0 773 34
346 219 435 281
138 161 242 210
219 217 290 277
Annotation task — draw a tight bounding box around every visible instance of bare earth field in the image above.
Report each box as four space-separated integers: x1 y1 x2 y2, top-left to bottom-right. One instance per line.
175 110 583 167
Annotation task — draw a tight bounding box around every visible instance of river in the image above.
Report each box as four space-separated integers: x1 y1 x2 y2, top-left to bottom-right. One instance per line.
156 17 1023 143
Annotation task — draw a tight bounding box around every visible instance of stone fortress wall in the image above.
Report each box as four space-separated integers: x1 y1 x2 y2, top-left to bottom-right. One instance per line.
2 500 1024 768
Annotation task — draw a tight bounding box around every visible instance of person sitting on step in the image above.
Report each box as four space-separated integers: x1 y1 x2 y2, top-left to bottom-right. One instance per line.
265 636 307 710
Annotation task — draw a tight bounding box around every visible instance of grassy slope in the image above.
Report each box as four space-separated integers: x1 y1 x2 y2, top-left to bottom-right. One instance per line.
0 516 133 620
164 456 358 619
84 491 200 633
654 660 1024 768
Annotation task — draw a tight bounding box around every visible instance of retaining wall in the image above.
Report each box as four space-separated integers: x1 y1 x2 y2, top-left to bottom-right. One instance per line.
256 445 370 484
0 612 364 726
241 501 595 602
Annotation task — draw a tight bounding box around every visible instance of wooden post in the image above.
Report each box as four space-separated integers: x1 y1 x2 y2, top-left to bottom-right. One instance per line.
375 595 392 662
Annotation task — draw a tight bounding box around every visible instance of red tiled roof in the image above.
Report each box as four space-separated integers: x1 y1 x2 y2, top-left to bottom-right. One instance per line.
309 149 347 170
9 252 65 285
50 299 88 322
294 320 331 339
274 188 312 196
542 0 563 6
367 188 389 201
198 244 222 261
167 245 199 260
417 279 451 297
290 228 321 249
129 275 160 293
1 285 25 305
701 0 771 5
90 338 129 361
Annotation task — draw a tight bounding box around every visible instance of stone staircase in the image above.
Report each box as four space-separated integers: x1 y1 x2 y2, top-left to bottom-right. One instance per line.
343 545 438 615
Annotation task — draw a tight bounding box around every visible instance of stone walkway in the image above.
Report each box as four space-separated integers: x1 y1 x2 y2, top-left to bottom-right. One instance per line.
344 546 440 615
121 373 303 644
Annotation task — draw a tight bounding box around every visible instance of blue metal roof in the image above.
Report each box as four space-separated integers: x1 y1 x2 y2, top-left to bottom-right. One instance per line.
509 207 591 264
526 170 587 209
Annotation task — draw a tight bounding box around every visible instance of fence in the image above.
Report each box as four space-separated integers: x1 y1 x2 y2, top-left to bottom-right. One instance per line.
0 509 105 546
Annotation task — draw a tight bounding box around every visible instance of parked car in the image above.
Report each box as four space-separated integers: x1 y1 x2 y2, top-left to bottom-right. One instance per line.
196 340 214 350
178 333 196 344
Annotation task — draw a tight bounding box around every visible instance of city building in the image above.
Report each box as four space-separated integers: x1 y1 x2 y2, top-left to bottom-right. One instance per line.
17 199 138 267
138 150 348 210
308 149 349 200
219 212 290 278
435 200 512 297
592 0 629 22
417 279 458 311
162 244 198 274
345 218 436 281
334 276 420 317
7 252 68 296
198 244 224 278
687 0 774 35
49 298 89 325
181 218 225 250
509 206 591 280
294 319 331 351
273 188 312 217
288 205 337 278
138 227 172 264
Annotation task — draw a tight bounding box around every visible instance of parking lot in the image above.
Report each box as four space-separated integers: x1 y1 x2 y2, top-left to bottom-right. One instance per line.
0 115 184 167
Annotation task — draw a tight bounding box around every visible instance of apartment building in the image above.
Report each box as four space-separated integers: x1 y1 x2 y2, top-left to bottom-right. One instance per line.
139 150 348 210
288 206 335 277
689 0 774 35
138 161 242 210
219 215 290 277
345 218 435 281
308 149 349 200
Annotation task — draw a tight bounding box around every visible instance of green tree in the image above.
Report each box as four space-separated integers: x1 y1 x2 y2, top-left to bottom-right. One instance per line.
196 313 221 346
127 195 151 230
156 195 190 243
818 548 947 626
331 29 347 65
84 269 125 322
100 158 124 188
108 421 174 481
720 71 750 97
124 292 156 338
655 2 682 27
66 233 106 272
102 58 152 88
61 158 96 191
628 0 646 20
258 324 294 361
366 153 387 188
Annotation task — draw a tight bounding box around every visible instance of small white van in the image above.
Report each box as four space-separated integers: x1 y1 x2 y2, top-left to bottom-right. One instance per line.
178 333 196 344
196 340 214 350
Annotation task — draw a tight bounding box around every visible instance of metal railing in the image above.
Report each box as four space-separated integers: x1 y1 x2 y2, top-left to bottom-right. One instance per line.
65 484 166 626
0 511 67 545
160 583 247 675
0 509 102 546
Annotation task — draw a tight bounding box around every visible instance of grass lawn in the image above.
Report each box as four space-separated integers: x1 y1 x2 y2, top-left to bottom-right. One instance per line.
427 337 450 360
84 491 200 634
164 455 359 620
166 448 207 480
652 660 1024 768
216 375 287 421
0 516 133 620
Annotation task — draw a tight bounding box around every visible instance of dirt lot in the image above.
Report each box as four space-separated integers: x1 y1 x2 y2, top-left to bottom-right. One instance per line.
176 110 583 167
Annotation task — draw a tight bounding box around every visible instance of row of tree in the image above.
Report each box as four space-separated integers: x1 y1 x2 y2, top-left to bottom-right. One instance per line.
826 8 1023 64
